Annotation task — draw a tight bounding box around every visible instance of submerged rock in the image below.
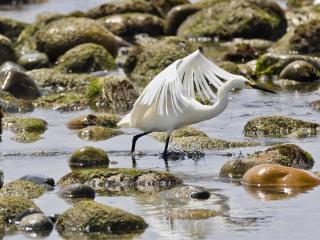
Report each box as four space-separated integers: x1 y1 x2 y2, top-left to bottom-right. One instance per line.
78 126 123 141
56 200 147 235
35 17 120 60
220 144 314 178
12 132 43 143
99 13 164 38
55 43 116 73
58 184 95 200
0 34 15 65
160 185 210 200
58 168 182 193
0 91 34 113
4 117 47 133
0 180 45 199
244 115 319 137
311 100 320 111
19 213 53 233
167 209 219 220
69 146 109 168
242 164 320 188
279 60 319 82
67 114 120 130
0 17 27 41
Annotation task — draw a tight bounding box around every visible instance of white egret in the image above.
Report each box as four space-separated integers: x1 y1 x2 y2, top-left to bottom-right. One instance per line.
118 50 275 158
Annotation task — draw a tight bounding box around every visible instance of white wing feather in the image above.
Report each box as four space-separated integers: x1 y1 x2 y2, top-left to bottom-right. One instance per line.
128 50 239 126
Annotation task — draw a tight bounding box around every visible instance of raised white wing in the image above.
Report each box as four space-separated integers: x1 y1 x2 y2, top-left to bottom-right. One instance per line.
129 50 239 126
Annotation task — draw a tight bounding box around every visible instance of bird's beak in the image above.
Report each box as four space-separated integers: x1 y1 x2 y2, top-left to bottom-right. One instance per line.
249 82 277 94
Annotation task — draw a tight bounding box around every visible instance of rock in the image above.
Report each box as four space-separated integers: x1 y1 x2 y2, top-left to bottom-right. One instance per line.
1 70 41 99
67 114 120 130
288 130 309 138
0 196 40 222
130 36 198 86
56 200 147 235
220 144 314 178
152 127 208 142
311 100 320 111
242 164 320 188
0 17 27 41
14 207 42 222
69 146 109 168
55 43 116 73
177 0 287 41
20 175 55 190
160 185 210 200
17 52 49 70
58 184 95 199
0 91 34 113
19 213 53 233
78 126 123 141
0 170 3 188
58 168 182 193
255 53 320 78
4 117 47 133
0 180 45 199
286 0 313 8
99 13 164 38
151 0 190 17
217 61 241 75
0 34 15 65
279 60 319 82
86 76 139 112
12 132 43 143
167 209 218 220
35 17 120 60
86 0 156 19
15 23 41 56
244 115 319 137
0 61 25 74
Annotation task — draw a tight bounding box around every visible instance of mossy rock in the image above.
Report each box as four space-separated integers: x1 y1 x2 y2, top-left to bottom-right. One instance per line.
56 200 147 235
69 146 109 168
0 196 40 222
0 34 15 65
0 180 45 199
86 0 156 19
26 68 95 92
151 0 190 17
152 127 208 142
35 17 120 60
15 23 40 56
286 0 313 8
86 76 139 112
67 114 120 130
12 132 42 143
0 91 34 113
220 144 314 178
0 17 27 42
310 100 320 111
217 61 241 75
167 209 219 220
55 43 116 73
78 126 123 142
17 52 49 70
130 36 198 86
99 13 164 38
58 168 182 193
244 115 319 137
279 60 319 82
178 0 287 41
4 117 47 133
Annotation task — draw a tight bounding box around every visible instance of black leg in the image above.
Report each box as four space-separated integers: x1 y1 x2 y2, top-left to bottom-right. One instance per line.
163 134 171 158
131 131 151 154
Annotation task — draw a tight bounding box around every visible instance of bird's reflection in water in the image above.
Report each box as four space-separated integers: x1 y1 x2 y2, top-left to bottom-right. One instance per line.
244 186 314 201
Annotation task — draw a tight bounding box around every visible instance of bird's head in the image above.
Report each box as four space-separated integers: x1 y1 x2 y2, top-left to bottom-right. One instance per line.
233 77 276 94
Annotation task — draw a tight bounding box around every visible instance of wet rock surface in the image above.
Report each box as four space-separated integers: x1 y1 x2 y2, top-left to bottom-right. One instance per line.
0 34 15 65
58 184 95 200
220 144 314 178
167 209 219 220
17 52 49 70
78 126 123 141
19 213 53 233
69 146 109 168
19 175 55 190
0 180 45 199
67 114 120 130
160 185 210 200
4 117 47 134
0 17 27 41
279 60 319 82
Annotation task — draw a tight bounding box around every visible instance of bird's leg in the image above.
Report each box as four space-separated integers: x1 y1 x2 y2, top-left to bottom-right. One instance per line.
131 131 152 155
162 134 171 160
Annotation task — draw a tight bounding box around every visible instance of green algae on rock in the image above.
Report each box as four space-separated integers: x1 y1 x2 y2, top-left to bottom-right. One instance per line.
286 0 313 8
152 127 208 142
244 115 319 137
58 168 182 193
0 34 15 65
0 17 27 42
220 144 314 178
167 209 219 220
55 43 116 73
58 184 95 200
0 180 45 199
279 60 319 82
69 146 109 168
78 126 123 142
67 114 120 130
4 117 47 134
56 200 147 235
12 132 42 143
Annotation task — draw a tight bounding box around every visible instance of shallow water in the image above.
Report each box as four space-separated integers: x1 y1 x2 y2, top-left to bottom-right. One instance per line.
0 0 320 239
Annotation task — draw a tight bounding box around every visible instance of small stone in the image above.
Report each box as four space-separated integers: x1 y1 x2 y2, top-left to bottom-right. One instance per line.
12 132 42 143
19 213 53 232
311 100 320 111
167 209 219 220
20 175 55 189
17 52 49 70
78 126 123 141
160 185 210 200
67 114 120 130
4 117 47 133
58 184 95 199
69 146 109 168
14 208 42 223
279 60 319 82
0 61 25 75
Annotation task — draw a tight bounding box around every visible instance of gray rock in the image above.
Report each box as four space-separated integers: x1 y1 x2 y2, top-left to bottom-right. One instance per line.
160 185 210 200
58 184 95 199
279 60 319 82
19 213 53 232
17 52 49 70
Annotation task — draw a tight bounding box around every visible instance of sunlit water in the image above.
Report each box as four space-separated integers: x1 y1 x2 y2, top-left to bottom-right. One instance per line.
0 0 320 239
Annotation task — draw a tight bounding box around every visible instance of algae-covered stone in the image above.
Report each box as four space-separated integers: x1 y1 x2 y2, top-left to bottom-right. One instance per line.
178 0 287 41
242 164 320 188
0 34 15 65
86 0 156 19
220 144 314 178
167 209 218 220
286 0 313 8
99 13 164 38
55 43 116 73
279 60 319 82
0 196 40 222
12 132 42 143
130 36 198 86
160 185 210 200
67 114 120 130
78 126 123 141
0 180 45 199
244 115 319 137
20 175 55 189
58 184 95 200
151 0 190 17
35 17 120 60
4 117 47 133
58 168 182 192
69 146 109 168
86 76 139 112
19 213 53 233
217 61 241 75
0 91 34 113
56 200 147 235
17 52 49 70
152 127 208 142
0 17 27 41
311 100 320 111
